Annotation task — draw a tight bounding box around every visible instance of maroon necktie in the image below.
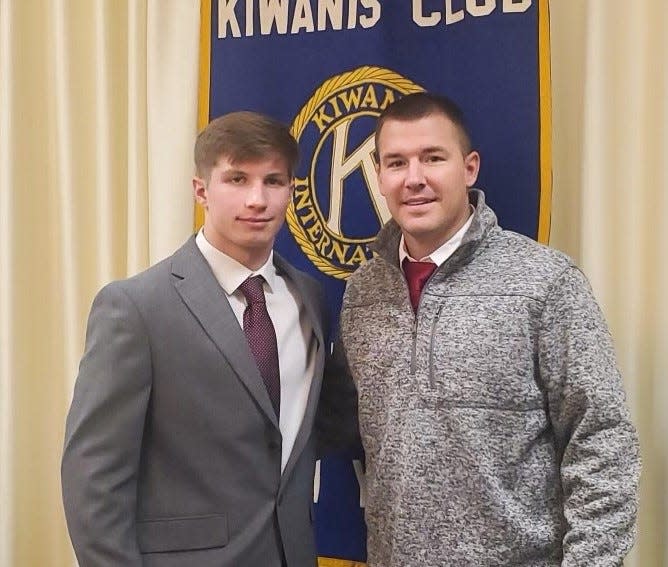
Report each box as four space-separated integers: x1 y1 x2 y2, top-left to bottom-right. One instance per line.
402 258 437 312
238 276 280 418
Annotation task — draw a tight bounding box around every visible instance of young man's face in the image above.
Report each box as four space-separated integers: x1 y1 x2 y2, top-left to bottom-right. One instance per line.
376 113 480 259
193 153 293 270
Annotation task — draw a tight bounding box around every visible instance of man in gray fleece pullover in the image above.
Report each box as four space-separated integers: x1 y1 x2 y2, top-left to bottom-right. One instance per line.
333 93 640 566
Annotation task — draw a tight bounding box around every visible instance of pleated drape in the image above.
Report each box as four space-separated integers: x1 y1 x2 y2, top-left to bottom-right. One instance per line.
551 1 668 565
0 2 199 565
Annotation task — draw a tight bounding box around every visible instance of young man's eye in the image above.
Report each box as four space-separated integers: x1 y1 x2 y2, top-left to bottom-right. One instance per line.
266 177 288 187
425 155 444 163
229 175 246 184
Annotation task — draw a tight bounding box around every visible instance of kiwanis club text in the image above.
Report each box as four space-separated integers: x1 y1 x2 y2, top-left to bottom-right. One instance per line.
218 0 533 39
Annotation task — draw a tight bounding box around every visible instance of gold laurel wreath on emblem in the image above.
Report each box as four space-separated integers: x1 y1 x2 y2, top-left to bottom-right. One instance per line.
287 65 423 280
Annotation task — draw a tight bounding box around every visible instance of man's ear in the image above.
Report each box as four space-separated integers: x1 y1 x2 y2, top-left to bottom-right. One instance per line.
464 150 481 188
193 176 207 208
375 160 386 197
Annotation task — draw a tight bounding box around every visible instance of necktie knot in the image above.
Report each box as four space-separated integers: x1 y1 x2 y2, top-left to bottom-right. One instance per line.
402 258 437 312
238 275 266 305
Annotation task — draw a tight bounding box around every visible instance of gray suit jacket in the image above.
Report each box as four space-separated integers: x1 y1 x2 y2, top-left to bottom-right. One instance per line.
62 236 328 567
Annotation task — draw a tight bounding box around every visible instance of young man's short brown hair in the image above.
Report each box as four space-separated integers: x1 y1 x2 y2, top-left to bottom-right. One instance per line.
375 92 473 156
194 111 299 180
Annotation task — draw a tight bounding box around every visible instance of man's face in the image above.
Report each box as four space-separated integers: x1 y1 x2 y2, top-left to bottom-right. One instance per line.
376 113 480 259
193 153 293 269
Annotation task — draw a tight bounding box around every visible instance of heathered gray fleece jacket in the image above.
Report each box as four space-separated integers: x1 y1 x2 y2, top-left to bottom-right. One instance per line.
339 189 640 567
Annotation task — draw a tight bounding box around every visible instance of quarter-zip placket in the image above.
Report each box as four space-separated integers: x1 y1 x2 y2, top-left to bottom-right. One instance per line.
410 270 437 377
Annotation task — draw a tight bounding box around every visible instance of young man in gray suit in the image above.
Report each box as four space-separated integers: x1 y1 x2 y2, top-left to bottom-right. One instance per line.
62 111 328 566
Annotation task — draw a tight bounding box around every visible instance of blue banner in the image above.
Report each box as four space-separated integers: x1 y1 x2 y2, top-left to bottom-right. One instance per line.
199 1 550 564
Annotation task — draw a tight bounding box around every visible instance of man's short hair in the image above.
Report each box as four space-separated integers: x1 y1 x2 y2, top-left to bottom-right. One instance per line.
375 92 473 155
194 111 299 180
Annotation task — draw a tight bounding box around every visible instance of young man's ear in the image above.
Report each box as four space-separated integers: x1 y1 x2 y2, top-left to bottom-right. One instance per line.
193 176 207 208
464 151 481 188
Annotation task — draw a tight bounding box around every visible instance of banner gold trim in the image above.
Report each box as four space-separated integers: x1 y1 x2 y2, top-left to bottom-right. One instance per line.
194 0 211 230
537 0 553 244
318 557 366 567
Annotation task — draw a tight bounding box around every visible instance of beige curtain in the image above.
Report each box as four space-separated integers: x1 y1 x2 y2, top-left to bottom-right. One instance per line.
0 0 665 566
0 1 199 565
551 1 667 565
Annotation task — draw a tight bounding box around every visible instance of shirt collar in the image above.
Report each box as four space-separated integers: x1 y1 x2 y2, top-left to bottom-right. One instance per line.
195 229 277 295
399 206 475 269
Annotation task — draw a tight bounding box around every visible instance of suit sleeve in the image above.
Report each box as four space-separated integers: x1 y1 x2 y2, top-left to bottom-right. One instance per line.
62 282 152 566
538 267 640 566
315 337 361 457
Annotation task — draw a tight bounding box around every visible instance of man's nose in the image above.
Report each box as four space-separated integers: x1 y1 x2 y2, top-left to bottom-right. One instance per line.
405 159 426 188
245 181 268 207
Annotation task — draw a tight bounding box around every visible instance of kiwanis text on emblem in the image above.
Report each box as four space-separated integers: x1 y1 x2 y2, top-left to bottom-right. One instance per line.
288 66 424 279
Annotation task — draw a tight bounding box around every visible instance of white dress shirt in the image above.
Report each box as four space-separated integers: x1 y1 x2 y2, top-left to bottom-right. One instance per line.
196 230 316 472
399 208 475 269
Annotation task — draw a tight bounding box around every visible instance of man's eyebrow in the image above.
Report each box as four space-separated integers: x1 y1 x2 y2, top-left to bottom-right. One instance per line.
219 168 288 177
379 152 404 160
380 146 448 159
264 172 290 179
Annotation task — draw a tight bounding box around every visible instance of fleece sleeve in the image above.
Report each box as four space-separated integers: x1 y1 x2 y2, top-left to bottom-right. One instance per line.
538 266 640 566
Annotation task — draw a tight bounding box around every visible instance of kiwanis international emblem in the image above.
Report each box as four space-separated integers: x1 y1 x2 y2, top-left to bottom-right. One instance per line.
287 66 423 279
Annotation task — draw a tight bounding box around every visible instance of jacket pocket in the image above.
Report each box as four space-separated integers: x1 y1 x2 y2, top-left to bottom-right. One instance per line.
425 296 543 409
137 514 228 553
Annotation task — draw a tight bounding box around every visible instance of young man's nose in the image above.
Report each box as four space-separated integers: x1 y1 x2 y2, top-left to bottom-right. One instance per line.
245 181 268 207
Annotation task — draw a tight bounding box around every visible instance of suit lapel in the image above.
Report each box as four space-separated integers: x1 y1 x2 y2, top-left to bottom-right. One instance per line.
171 237 279 429
274 255 326 483
274 254 325 349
